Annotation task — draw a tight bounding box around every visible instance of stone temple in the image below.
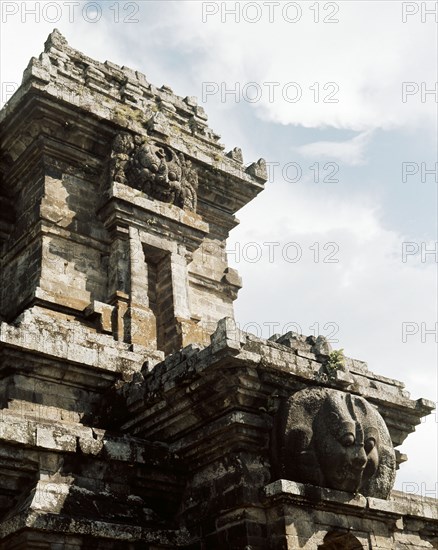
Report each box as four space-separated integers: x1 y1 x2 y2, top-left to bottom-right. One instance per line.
0 30 436 549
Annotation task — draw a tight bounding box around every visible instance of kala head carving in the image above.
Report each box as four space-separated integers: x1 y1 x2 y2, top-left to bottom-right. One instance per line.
110 132 198 211
276 388 396 498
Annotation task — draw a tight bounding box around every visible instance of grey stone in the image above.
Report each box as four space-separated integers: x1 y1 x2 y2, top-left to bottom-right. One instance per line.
0 29 435 550
276 387 396 498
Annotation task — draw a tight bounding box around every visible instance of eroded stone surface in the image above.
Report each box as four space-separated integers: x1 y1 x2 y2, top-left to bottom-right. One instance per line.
0 30 436 550
276 388 396 498
111 132 199 211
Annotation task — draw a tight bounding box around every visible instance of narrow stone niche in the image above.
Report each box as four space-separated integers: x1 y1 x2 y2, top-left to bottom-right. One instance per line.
143 243 176 355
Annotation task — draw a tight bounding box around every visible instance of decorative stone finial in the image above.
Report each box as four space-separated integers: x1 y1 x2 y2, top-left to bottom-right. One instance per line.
246 158 268 182
226 147 244 164
44 29 68 52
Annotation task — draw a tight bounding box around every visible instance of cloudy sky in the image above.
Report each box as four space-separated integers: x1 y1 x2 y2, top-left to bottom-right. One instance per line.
1 1 437 494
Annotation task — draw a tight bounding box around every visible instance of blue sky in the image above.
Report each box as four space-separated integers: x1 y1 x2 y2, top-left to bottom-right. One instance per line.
1 0 437 494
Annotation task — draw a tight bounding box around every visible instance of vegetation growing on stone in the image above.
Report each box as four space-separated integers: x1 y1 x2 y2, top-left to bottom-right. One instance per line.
325 348 345 375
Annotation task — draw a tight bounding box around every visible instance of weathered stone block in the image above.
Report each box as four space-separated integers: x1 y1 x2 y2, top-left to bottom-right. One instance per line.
0 29 436 550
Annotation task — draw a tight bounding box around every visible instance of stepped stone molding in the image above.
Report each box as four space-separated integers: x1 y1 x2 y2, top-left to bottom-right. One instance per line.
0 30 436 549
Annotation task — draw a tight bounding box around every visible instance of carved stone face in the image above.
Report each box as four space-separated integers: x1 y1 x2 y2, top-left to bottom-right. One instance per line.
277 388 396 498
111 132 198 211
314 393 380 493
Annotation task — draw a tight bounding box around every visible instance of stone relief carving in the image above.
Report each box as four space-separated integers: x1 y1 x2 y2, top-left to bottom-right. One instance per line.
276 388 396 499
110 132 198 211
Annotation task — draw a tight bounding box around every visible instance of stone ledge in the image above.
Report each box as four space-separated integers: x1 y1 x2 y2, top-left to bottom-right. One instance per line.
0 307 161 374
265 480 438 523
265 479 367 509
390 491 438 521
0 412 175 464
109 181 209 234
0 510 191 545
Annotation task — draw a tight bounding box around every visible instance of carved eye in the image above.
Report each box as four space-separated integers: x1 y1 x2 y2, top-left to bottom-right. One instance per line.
340 433 355 447
365 438 376 454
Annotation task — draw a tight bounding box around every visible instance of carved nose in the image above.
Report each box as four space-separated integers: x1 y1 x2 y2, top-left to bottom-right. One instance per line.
352 448 367 469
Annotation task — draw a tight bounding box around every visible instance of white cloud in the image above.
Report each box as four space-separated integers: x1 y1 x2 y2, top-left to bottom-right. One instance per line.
155 1 437 132
292 131 374 166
